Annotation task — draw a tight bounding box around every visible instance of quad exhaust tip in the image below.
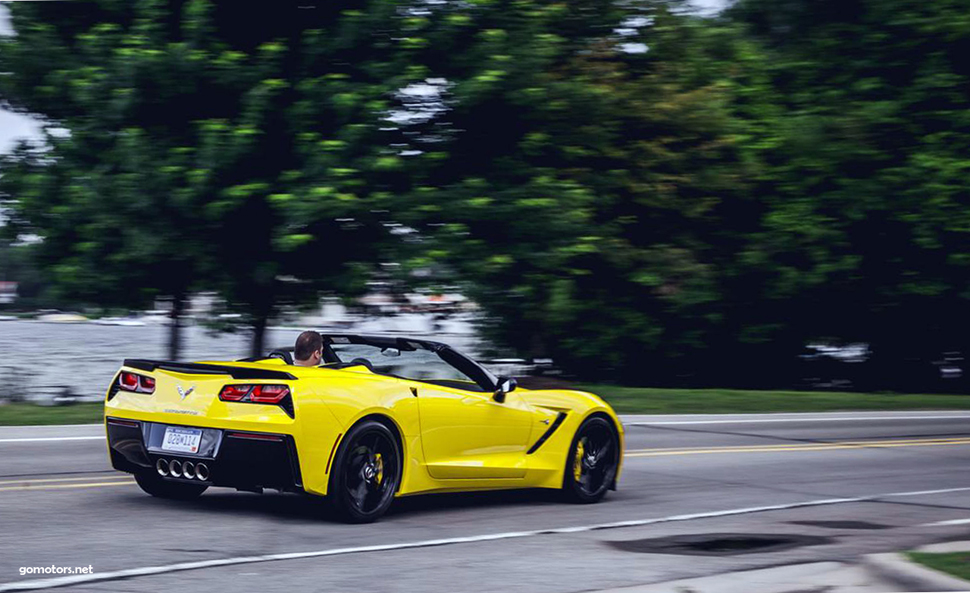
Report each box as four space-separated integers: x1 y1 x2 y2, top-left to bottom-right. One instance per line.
156 458 208 481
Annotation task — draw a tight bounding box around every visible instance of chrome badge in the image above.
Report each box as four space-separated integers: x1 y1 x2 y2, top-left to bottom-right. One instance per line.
177 384 196 400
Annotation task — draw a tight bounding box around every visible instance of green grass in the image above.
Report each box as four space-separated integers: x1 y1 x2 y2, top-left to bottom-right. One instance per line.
2 386 970 425
576 385 970 414
907 552 970 582
0 402 103 426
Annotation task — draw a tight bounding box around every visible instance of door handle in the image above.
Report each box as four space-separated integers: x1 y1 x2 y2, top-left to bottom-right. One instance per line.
410 387 418 397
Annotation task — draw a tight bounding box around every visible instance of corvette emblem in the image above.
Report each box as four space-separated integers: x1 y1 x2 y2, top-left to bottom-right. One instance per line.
177 384 196 400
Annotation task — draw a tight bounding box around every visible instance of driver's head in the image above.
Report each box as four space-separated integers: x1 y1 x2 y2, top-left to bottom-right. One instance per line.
294 331 323 366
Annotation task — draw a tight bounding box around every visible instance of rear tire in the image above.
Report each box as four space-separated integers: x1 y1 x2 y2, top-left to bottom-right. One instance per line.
329 420 401 523
134 472 208 500
562 416 618 503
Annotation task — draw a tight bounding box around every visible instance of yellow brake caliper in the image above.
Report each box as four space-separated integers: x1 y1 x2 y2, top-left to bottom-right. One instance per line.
573 439 585 482
374 453 384 485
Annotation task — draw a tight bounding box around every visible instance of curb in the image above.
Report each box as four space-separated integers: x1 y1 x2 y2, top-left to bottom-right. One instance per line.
864 552 970 592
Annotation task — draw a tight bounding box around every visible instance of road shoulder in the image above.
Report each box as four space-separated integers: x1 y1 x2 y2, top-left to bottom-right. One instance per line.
864 544 970 592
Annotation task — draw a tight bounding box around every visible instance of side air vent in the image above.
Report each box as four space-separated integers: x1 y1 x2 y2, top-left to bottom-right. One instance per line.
527 412 568 454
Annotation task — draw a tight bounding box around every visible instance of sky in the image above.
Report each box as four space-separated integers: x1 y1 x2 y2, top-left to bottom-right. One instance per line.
0 0 729 154
0 3 42 153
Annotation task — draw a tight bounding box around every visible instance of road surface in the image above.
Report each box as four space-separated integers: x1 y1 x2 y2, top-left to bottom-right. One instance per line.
1 411 969 592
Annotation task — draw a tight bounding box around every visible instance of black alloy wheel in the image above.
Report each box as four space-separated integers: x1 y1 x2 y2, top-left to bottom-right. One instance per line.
329 420 401 523
563 416 618 503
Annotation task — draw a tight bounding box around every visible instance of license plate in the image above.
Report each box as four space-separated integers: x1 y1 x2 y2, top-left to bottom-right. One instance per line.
161 427 202 454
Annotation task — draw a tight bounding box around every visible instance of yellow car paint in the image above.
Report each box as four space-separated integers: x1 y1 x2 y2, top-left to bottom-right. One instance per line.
104 359 624 498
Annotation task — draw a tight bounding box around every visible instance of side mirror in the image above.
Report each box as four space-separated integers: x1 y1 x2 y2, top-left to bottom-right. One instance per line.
381 347 401 358
493 376 517 403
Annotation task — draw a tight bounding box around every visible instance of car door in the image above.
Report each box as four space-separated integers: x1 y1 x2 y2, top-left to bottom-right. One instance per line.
411 381 535 479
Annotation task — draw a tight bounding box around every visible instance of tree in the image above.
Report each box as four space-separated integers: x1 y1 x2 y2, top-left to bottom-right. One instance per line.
0 0 417 357
398 1 771 384
730 0 970 391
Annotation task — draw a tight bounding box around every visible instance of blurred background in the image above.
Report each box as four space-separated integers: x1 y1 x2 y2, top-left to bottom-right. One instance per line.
3 5 970 592
1 0 969 404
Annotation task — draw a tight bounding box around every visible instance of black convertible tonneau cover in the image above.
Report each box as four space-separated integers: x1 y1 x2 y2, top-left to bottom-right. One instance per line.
123 359 297 380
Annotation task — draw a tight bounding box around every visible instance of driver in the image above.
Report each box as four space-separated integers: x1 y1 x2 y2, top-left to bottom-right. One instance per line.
293 331 323 367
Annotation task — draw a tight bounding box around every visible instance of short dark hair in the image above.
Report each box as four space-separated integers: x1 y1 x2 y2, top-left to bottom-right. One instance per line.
294 331 323 362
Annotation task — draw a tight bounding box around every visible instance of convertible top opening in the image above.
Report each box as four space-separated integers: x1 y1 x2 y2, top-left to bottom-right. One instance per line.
240 333 499 392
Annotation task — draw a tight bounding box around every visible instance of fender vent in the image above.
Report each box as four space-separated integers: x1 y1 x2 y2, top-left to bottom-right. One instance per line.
527 412 567 454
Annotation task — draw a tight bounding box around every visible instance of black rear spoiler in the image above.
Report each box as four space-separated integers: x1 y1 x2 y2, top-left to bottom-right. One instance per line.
123 359 297 381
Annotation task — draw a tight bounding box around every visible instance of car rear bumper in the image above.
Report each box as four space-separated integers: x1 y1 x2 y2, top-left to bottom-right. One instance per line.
106 417 304 493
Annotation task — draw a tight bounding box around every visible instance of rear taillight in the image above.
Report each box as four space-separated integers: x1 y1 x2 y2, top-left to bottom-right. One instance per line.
219 384 293 417
120 372 138 390
250 385 290 404
219 384 252 401
119 371 155 394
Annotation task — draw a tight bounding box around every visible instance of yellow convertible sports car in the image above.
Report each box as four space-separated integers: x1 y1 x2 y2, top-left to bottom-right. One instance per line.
105 334 623 522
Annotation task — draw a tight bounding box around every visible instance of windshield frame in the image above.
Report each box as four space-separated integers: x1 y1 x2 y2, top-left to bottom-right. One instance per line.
318 334 499 392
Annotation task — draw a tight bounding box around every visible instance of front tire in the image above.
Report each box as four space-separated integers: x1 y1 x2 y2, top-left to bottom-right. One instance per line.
329 420 401 523
134 472 208 500
562 416 618 503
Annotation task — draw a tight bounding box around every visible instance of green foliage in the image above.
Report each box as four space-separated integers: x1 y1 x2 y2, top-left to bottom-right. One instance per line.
728 0 970 389
406 0 970 388
581 384 970 414
907 552 970 582
402 2 772 382
2 0 969 386
0 403 105 426
0 0 414 355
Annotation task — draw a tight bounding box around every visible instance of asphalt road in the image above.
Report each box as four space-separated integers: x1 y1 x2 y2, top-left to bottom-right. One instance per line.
2 411 970 592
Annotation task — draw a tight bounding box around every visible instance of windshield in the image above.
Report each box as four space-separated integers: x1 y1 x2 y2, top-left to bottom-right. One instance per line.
325 341 489 392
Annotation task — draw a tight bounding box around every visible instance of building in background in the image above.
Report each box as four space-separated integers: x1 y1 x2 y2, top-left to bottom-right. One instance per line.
0 281 18 305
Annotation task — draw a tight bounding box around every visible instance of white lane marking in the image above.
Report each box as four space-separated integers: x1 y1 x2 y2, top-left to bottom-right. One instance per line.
923 517 970 526
2 486 969 592
622 411 970 417
628 415 970 426
620 408 970 416
0 436 103 444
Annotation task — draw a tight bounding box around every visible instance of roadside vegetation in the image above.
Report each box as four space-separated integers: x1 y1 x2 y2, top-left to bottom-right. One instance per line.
0 403 103 426
907 552 970 583
581 386 970 415
3 0 970 395
4 389 970 426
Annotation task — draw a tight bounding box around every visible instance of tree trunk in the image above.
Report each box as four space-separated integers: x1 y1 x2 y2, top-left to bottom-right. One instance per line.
168 293 185 360
250 312 269 358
